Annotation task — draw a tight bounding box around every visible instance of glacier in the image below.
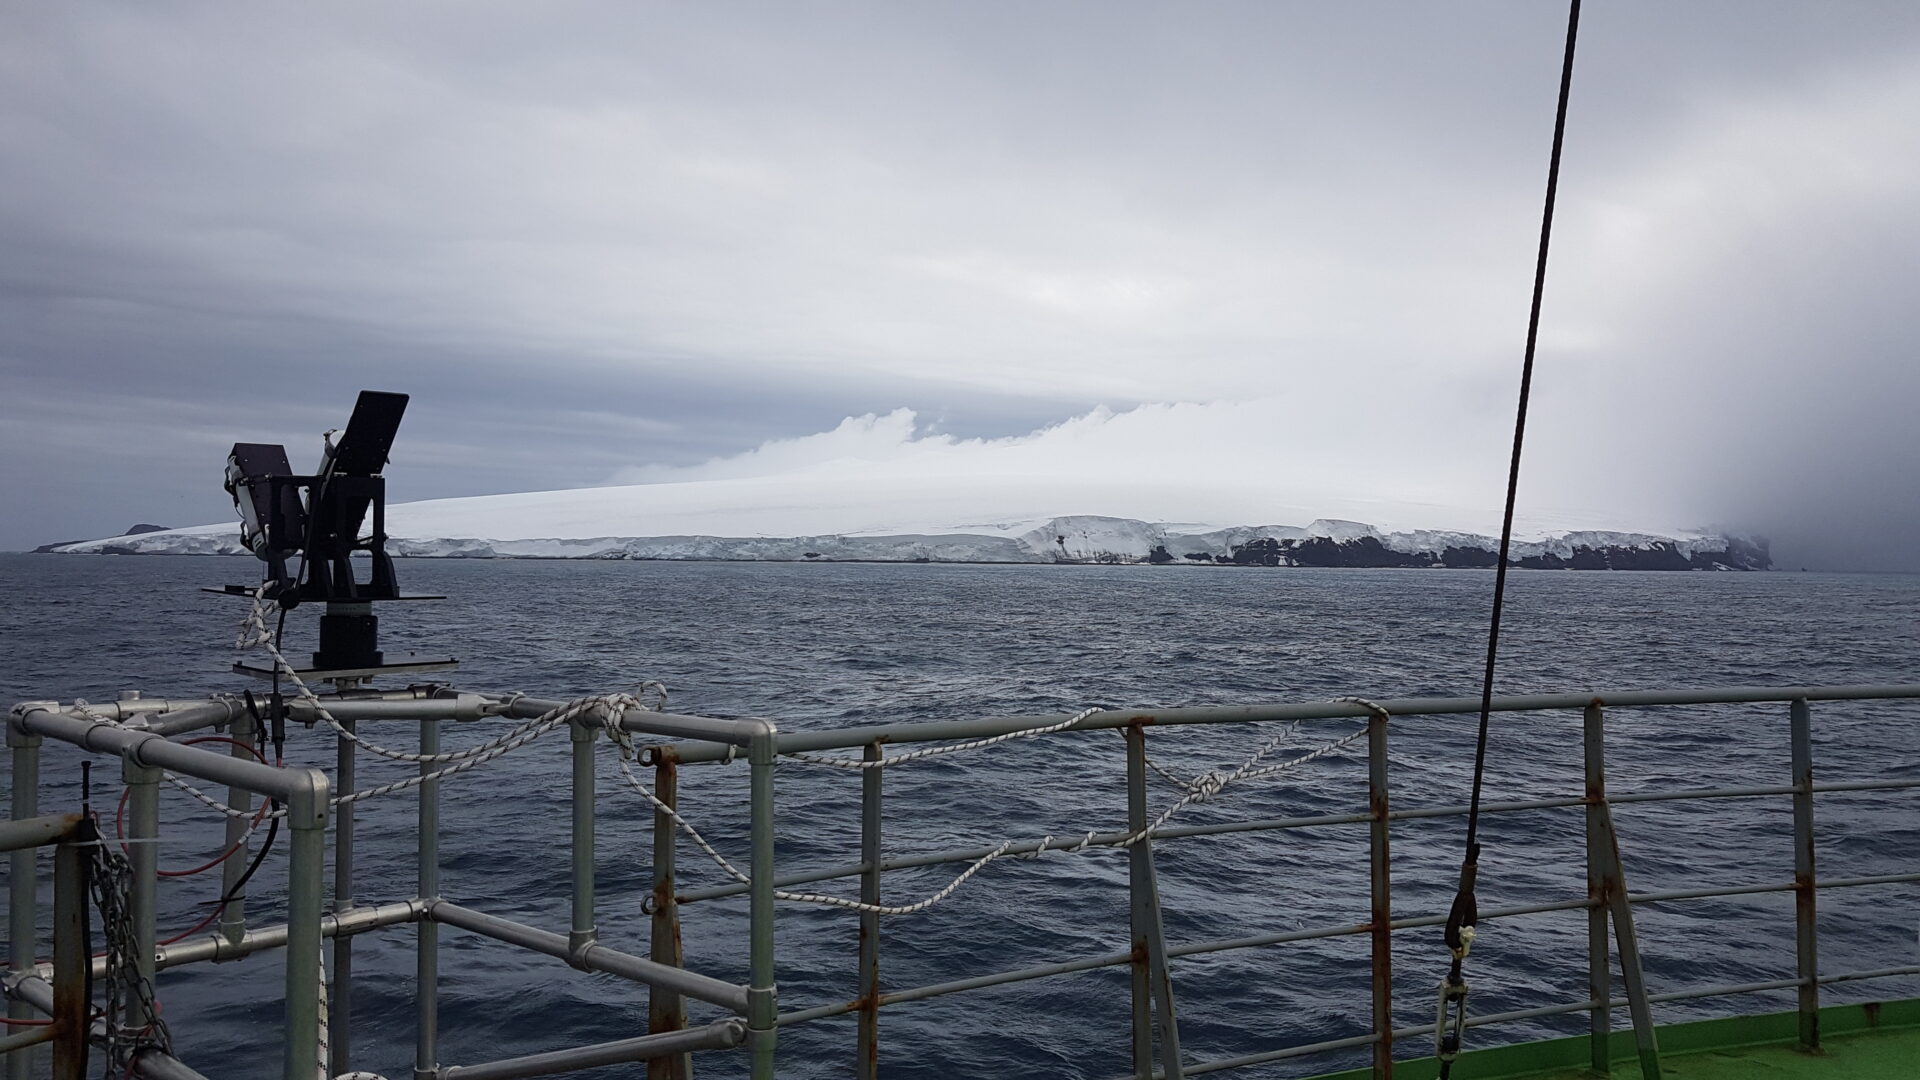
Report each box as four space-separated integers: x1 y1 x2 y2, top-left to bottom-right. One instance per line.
43 506 1770 571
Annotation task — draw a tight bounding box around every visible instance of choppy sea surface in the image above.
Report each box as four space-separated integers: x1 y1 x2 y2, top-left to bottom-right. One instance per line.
2 553 1918 1079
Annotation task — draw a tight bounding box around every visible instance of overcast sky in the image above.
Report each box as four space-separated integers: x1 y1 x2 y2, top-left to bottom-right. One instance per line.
4 2 1918 567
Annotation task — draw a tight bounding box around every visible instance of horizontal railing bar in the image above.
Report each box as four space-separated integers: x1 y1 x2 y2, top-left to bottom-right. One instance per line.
1644 976 1802 1004
0 1024 58 1055
776 1001 861 1026
1820 964 1920 984
1811 777 1920 795
1177 1031 1379 1076
773 866 1920 1022
439 1020 746 1080
158 899 423 973
677 796 1586 906
1628 881 1793 905
1610 783 1794 804
137 700 246 737
289 695 497 723
2 974 213 1080
880 949 1134 1007
656 684 1920 763
0 813 83 853
1818 872 1920 890
33 898 429 981
492 696 772 746
426 901 751 1014
12 706 316 800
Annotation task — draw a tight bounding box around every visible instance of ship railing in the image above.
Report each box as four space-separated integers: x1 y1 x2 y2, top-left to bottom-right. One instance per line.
7 683 1920 1080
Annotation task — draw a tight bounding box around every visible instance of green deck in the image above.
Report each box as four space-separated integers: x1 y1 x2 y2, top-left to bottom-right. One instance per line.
1310 999 1920 1080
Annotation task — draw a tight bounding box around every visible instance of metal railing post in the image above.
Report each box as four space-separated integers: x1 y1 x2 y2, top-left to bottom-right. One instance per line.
1583 703 1610 1074
1590 753 1662 1080
1367 709 1392 1080
7 721 42 1080
1125 725 1185 1080
416 718 441 1080
332 716 356 1076
220 709 256 947
52 831 91 1080
284 768 331 1080
1125 725 1153 1079
1790 698 1819 1049
856 741 883 1080
122 758 161 1035
648 751 690 1080
747 724 779 1080
570 720 598 956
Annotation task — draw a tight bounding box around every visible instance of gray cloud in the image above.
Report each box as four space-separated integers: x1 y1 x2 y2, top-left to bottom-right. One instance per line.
3 2 1918 566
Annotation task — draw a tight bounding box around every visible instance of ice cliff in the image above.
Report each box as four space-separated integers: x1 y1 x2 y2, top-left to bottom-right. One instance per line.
45 513 1769 570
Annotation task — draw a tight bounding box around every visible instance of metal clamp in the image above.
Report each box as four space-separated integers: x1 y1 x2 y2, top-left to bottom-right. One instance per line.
1435 975 1469 1062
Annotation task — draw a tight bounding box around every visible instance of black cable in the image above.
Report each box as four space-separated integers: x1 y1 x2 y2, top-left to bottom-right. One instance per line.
217 805 280 908
1439 1 1582 1073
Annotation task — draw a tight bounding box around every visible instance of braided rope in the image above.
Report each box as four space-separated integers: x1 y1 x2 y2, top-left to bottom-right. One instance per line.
647 705 1370 917
780 707 1101 768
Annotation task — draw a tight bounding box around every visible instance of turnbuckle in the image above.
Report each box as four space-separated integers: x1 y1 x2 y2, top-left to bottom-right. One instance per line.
1434 975 1469 1062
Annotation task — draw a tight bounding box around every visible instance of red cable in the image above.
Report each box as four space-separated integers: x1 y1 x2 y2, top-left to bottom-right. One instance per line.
114 737 269 877
0 1016 54 1026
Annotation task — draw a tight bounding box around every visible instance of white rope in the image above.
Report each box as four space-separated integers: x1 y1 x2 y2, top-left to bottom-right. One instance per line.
638 704 1371 917
779 707 1102 768
318 943 390 1080
243 588 578 766
78 598 642 820
226 589 633 815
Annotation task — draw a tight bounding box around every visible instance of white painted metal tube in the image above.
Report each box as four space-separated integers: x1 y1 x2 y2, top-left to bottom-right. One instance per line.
424 901 750 1014
14 707 300 798
438 1020 744 1080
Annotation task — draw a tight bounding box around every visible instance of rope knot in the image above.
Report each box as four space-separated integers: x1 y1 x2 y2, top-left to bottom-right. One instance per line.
1189 771 1229 803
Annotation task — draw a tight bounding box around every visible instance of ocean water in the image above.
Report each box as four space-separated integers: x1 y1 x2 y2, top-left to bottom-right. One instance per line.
2 553 1918 1079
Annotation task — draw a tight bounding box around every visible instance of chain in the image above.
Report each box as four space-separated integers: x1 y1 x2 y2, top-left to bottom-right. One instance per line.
87 837 173 1074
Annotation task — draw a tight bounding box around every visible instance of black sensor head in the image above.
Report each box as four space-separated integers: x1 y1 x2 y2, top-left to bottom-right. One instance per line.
326 391 409 478
226 441 305 558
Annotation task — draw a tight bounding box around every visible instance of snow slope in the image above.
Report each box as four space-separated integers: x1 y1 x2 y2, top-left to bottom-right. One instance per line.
50 497 1764 568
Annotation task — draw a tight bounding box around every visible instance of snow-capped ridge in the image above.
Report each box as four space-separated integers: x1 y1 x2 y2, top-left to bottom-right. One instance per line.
45 512 1769 570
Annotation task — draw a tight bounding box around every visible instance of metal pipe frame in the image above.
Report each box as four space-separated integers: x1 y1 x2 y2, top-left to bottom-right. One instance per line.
416 717 441 1080
333 714 357 1076
568 719 597 957
744 690 1919 1079
1789 698 1819 1050
1365 708 1391 1080
424 901 751 1014
1125 725 1184 1079
647 753 691 1080
6 721 40 1080
10 683 1920 1080
11 706 304 800
436 1021 746 1080
282 768 331 1080
855 741 882 1080
218 708 256 947
652 683 1920 763
746 721 780 1080
122 758 161 1036
669 773 1920 908
1 975 211 1080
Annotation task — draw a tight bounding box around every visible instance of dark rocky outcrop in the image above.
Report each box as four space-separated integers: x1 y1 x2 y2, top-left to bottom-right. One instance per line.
1215 535 1770 571
34 524 172 553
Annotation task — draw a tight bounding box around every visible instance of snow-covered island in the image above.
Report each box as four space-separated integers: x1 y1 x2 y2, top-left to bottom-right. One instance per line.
44 513 1770 570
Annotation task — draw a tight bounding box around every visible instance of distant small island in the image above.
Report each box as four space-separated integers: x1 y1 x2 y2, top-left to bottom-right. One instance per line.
39 515 1770 571
32 523 170 554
